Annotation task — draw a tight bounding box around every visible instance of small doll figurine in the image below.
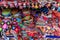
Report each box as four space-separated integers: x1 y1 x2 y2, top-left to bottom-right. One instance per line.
32 3 34 8
4 4 8 8
5 30 10 36
46 3 51 8
23 2 26 9
11 8 19 15
14 1 18 8
2 23 8 30
14 26 20 34
34 3 38 9
19 3 23 9
22 10 31 21
12 18 18 26
39 4 42 8
2 17 11 30
10 2 15 8
16 17 22 23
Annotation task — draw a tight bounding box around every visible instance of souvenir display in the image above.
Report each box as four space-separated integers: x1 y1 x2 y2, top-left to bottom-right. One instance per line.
0 0 60 40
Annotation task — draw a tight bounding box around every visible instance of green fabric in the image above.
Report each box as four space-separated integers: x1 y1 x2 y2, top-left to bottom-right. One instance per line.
2 9 11 15
24 16 30 20
19 24 23 28
18 23 26 28
0 28 2 32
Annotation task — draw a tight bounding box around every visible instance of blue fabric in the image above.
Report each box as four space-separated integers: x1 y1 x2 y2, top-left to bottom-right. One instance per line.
29 37 34 40
16 18 21 22
35 14 38 17
57 7 60 12
46 35 60 38
12 26 15 30
2 13 11 17
40 6 49 14
7 36 14 37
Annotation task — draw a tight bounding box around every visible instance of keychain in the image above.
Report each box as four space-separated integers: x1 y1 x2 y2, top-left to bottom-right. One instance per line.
35 3 38 9
23 2 26 8
32 3 34 8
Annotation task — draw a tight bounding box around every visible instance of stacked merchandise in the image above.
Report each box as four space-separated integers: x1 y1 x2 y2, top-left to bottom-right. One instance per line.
0 0 60 40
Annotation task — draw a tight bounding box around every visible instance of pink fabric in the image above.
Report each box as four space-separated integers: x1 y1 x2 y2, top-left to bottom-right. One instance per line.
2 24 7 29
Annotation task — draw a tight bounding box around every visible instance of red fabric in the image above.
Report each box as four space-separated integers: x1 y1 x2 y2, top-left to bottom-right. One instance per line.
52 13 56 18
18 35 21 40
6 0 14 1
28 32 35 37
56 0 60 2
32 0 37 2
15 27 19 33
52 11 60 18
43 16 48 21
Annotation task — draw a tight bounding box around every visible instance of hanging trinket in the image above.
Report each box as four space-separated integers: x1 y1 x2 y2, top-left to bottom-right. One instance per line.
35 3 38 9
